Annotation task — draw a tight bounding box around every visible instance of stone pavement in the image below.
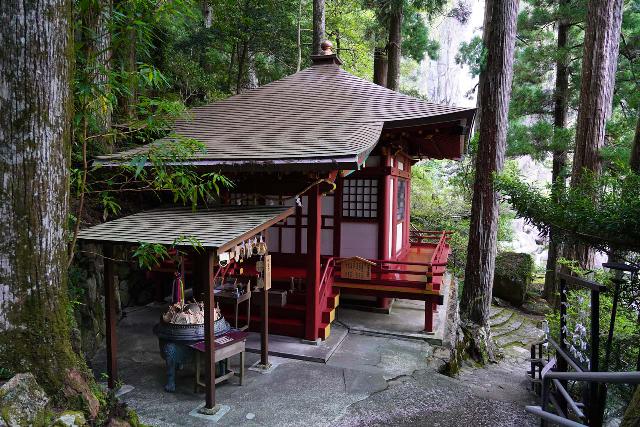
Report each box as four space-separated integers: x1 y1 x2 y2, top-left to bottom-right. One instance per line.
91 303 542 426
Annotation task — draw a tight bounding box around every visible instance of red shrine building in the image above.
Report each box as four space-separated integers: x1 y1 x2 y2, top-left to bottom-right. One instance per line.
100 48 476 343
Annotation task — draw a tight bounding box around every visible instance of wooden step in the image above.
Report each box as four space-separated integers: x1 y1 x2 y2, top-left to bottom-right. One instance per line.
326 292 340 309
318 322 331 340
322 308 336 324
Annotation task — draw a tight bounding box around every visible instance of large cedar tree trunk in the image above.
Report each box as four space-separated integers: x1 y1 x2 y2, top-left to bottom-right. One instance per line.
630 111 640 173
386 3 403 92
459 0 519 363
0 0 80 393
544 0 570 303
373 46 388 87
312 0 325 54
568 0 623 268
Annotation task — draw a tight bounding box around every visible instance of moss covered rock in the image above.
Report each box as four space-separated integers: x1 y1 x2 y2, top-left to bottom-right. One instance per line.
53 410 87 426
493 252 534 307
0 373 50 426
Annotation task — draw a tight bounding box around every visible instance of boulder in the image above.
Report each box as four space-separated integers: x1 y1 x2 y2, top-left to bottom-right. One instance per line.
62 369 100 420
53 411 87 426
492 252 534 307
105 418 131 427
0 373 49 427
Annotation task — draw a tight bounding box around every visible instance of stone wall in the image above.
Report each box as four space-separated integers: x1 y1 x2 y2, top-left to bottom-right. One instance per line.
70 243 153 361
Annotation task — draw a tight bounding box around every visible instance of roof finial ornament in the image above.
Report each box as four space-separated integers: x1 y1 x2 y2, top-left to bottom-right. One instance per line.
320 40 333 55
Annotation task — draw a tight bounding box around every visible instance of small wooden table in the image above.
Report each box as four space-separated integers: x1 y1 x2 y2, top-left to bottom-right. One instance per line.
215 288 251 331
191 330 248 392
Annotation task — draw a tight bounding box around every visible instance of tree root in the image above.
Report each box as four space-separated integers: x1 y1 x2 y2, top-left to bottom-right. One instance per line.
440 320 501 377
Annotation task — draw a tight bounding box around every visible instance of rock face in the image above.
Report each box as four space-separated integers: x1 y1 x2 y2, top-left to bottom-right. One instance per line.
71 243 149 359
0 373 49 426
493 252 534 307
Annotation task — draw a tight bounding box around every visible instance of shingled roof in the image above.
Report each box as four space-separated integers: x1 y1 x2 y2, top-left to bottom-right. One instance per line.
98 56 475 170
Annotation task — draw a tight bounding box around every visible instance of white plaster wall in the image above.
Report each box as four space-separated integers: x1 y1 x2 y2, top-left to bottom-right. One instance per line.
340 222 378 259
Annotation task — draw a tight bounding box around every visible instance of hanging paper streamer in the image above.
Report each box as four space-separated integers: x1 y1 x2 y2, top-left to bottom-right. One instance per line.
172 271 185 304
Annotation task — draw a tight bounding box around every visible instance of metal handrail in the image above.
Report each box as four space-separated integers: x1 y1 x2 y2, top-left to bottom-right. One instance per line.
545 371 640 383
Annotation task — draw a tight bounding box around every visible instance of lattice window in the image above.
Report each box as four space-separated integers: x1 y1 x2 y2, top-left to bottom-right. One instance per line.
397 179 406 221
342 179 378 219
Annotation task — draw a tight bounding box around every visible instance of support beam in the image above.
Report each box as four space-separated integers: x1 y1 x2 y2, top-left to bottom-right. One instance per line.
305 185 322 341
261 257 269 366
103 244 118 389
202 250 218 412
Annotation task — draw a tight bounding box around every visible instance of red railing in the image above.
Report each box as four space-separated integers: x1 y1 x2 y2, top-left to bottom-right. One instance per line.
318 257 335 305
332 230 451 292
426 231 450 290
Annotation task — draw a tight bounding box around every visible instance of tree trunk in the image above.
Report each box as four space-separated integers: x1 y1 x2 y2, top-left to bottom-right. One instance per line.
373 47 388 87
621 386 640 427
568 0 623 268
236 40 248 94
83 0 113 153
0 0 80 394
296 0 303 71
245 47 259 91
544 0 570 303
202 0 212 29
572 0 623 181
118 2 137 121
630 110 640 173
459 0 519 364
312 0 325 55
386 3 403 92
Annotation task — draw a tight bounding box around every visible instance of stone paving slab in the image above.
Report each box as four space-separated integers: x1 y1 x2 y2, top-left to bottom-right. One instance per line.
244 325 348 363
335 274 454 346
90 295 543 426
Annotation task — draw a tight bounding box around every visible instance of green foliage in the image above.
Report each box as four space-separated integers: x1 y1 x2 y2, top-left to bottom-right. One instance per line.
132 236 203 269
411 160 515 277
546 261 640 416
455 36 482 78
496 168 640 254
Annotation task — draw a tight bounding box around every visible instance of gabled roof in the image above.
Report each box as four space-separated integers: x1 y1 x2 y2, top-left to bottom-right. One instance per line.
98 60 475 170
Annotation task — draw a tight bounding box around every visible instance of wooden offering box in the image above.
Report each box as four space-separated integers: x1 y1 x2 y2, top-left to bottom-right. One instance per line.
337 257 377 281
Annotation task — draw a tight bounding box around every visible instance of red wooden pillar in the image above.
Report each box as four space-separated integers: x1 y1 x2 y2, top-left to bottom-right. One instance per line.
378 157 391 261
203 250 218 411
424 297 434 332
103 244 118 389
333 177 342 258
377 154 393 310
305 185 321 341
390 176 397 259
404 160 412 249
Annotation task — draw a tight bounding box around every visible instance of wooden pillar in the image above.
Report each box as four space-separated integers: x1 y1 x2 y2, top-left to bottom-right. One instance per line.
377 154 393 310
203 249 217 410
103 244 118 389
390 176 397 259
333 177 342 258
305 185 321 341
261 256 269 366
378 157 391 261
424 298 434 332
